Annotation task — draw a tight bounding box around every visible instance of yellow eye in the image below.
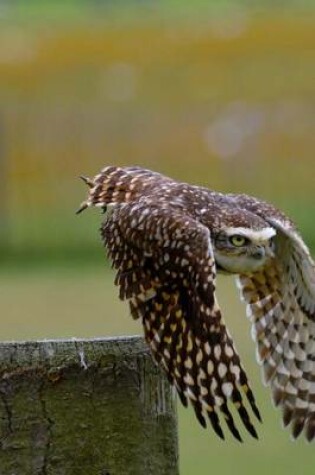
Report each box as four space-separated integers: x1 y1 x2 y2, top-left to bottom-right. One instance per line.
229 235 247 247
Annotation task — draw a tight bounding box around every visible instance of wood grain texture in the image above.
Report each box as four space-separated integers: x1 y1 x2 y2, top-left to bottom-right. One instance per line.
0 336 179 475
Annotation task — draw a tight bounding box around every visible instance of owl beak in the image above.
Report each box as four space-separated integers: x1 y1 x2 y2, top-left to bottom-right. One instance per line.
252 244 275 260
252 247 266 260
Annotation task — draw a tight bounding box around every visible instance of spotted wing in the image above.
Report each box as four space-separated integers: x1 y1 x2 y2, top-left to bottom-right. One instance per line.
102 201 260 441
237 217 315 441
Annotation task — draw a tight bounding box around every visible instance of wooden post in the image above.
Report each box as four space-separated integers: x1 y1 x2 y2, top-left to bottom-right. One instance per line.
0 336 179 475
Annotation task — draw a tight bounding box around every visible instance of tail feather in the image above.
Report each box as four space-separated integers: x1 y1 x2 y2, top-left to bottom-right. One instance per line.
77 166 167 212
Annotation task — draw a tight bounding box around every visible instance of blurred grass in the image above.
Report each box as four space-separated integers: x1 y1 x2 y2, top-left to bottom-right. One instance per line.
1 267 315 474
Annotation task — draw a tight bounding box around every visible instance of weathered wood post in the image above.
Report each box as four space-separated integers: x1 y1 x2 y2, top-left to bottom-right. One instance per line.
0 336 179 475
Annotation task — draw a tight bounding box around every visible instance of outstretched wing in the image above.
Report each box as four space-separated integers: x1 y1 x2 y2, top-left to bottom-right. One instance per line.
234 196 315 440
268 218 315 319
102 201 261 441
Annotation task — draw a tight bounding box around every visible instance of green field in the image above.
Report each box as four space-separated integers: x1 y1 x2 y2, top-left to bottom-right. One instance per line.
1 266 315 474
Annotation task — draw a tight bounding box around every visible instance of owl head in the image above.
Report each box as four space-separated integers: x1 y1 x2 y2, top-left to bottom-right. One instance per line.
213 225 276 274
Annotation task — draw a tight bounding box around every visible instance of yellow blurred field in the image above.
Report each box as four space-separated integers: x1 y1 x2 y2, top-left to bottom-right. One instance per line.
0 9 314 257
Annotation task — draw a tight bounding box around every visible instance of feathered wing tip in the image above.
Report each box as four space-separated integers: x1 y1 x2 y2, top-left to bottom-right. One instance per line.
76 176 94 214
80 175 94 188
76 201 89 215
130 287 261 443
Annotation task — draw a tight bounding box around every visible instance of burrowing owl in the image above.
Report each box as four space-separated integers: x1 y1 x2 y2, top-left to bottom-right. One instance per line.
78 166 315 442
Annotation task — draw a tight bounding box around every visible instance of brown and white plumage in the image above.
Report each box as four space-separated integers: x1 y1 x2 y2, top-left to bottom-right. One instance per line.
78 165 315 441
232 194 315 440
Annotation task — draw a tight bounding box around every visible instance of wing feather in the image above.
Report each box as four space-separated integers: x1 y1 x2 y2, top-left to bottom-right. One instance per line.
268 218 315 319
102 202 260 441
236 210 315 441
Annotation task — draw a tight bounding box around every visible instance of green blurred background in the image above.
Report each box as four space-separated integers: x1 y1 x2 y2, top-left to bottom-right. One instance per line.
0 1 314 473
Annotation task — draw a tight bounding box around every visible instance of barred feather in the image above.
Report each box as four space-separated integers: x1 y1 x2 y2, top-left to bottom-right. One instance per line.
232 194 315 441
77 166 170 214
238 232 315 441
101 202 260 441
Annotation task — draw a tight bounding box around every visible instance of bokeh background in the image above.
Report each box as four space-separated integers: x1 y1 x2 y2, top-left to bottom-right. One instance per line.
0 0 314 473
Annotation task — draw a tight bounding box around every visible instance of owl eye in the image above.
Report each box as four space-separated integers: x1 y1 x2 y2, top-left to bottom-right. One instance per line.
229 235 248 247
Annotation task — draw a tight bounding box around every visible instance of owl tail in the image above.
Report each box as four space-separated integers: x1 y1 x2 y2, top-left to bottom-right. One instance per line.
76 166 167 214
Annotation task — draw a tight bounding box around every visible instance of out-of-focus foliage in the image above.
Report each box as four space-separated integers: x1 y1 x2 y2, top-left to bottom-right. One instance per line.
0 2 314 265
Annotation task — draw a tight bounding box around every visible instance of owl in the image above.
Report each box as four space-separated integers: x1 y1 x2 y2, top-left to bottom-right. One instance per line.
77 166 315 442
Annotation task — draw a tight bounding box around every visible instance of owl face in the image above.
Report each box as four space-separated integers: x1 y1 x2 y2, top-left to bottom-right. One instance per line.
213 226 276 274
